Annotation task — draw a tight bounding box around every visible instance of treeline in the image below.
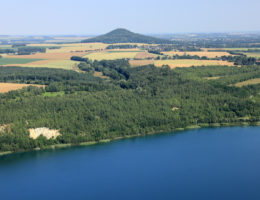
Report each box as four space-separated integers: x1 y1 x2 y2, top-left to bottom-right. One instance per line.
148 50 163 55
106 44 138 49
12 44 27 48
17 47 46 55
71 56 91 63
221 55 257 65
0 49 15 54
143 45 201 53
171 37 260 48
0 47 46 55
177 46 202 52
150 53 258 66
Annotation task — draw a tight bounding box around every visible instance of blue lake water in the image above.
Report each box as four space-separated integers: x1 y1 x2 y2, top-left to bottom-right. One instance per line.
0 126 260 200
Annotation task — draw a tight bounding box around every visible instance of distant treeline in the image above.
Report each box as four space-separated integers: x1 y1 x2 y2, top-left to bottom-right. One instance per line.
143 45 201 53
106 44 138 49
12 44 27 48
0 49 16 54
0 46 46 55
149 53 258 66
17 47 46 55
148 50 163 55
221 55 257 65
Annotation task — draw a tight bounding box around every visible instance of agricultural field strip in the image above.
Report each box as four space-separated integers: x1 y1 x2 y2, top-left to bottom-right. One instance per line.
234 78 260 87
0 58 43 65
162 51 232 58
154 59 234 68
0 83 45 93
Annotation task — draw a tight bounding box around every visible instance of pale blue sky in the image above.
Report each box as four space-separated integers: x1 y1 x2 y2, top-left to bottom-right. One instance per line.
1 0 259 35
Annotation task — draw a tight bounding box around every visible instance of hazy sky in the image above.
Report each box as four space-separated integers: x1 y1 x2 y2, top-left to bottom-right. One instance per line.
1 0 260 35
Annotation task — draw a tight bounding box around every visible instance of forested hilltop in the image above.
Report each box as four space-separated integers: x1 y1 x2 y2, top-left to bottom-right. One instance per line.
0 60 259 153
82 28 172 44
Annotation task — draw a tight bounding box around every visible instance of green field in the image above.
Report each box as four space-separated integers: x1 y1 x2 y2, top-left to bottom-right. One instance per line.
245 52 260 58
0 58 42 65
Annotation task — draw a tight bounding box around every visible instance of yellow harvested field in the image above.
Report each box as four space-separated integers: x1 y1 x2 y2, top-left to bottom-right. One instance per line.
28 43 107 53
163 51 232 58
84 51 138 60
234 78 260 87
129 60 154 67
154 60 233 68
134 52 158 59
0 83 45 93
4 60 80 70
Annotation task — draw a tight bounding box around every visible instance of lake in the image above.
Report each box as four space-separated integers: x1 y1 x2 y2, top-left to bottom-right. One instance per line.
0 126 260 200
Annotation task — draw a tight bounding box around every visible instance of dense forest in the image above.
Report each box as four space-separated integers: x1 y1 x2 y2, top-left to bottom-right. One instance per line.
0 59 259 153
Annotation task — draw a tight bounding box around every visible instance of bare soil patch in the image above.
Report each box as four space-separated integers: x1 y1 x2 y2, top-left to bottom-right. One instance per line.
29 127 61 139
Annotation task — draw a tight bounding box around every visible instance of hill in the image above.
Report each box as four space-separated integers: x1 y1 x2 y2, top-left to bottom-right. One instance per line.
82 28 172 44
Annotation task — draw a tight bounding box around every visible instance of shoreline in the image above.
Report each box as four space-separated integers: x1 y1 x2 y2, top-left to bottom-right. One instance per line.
1 121 259 157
